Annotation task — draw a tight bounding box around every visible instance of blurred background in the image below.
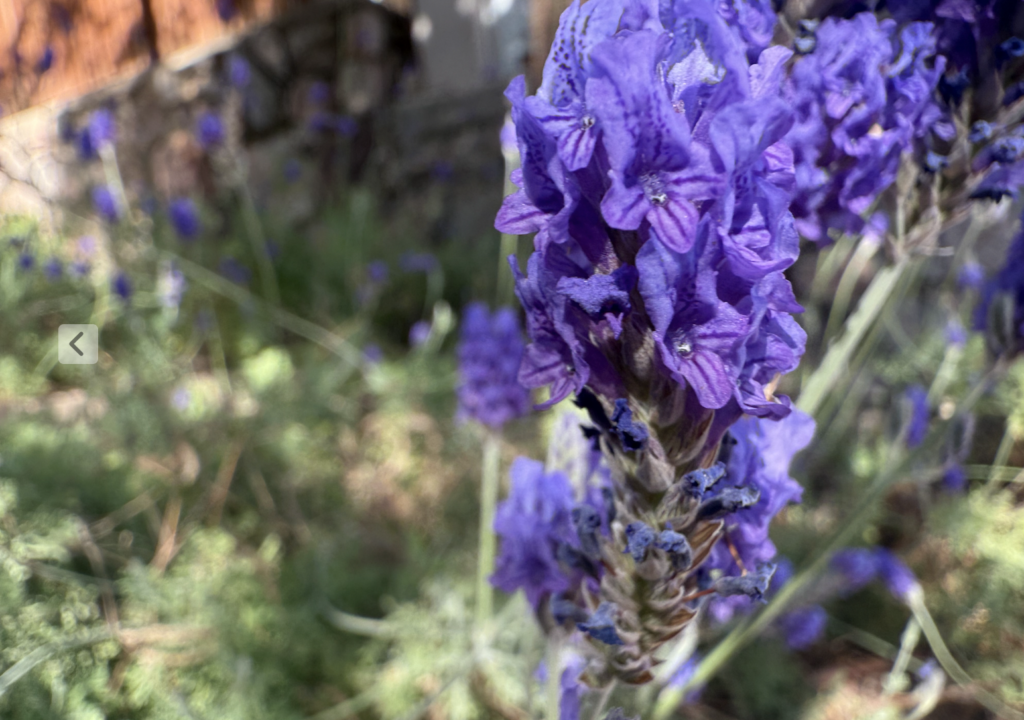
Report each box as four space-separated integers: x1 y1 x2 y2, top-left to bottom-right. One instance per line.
1 1 1023 719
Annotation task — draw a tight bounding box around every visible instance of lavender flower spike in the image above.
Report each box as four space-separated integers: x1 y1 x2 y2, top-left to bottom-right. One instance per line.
456 303 531 429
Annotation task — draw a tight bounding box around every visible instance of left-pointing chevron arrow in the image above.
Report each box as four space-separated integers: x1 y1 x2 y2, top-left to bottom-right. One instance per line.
69 332 84 356
58 325 98 364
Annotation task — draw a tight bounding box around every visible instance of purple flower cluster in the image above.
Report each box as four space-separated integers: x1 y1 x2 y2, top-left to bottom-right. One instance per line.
831 546 919 602
491 457 608 608
785 15 950 243
456 303 531 429
704 408 815 623
501 0 806 421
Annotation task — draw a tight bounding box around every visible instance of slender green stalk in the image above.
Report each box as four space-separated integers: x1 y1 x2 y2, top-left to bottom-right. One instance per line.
546 639 563 720
883 617 921 695
0 629 113 698
821 237 880 350
590 680 617 720
237 183 281 308
985 426 1016 488
798 260 909 417
908 589 1024 720
475 431 502 632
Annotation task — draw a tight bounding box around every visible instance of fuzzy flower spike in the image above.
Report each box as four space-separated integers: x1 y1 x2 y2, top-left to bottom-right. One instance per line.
494 0 811 687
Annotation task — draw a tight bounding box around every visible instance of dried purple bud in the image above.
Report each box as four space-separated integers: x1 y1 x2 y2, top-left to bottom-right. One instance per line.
713 563 777 603
696 486 761 520
624 522 656 563
610 399 648 452
577 602 623 646
683 462 727 497
551 594 588 625
572 504 603 557
655 529 692 570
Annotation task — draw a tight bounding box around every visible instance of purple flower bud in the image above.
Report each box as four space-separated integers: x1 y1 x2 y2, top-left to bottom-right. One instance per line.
655 529 693 570
456 303 530 427
112 272 132 302
577 602 623 645
229 55 251 88
37 46 54 73
196 111 225 149
904 384 929 448
92 186 120 222
874 548 917 601
219 257 251 285
714 562 777 603
610 399 648 451
943 463 967 493
18 253 34 271
831 547 878 594
623 522 656 563
696 485 761 521
408 320 431 347
777 604 827 649
43 258 62 281
683 463 727 497
572 504 603 557
87 109 116 150
169 198 201 240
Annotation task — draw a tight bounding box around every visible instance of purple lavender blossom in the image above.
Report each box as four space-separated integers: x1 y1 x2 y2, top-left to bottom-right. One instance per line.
559 653 588 720
874 548 918 602
37 46 54 73
705 409 814 622
667 654 706 702
399 252 439 273
229 55 251 88
831 547 878 595
456 302 531 429
408 320 431 347
169 198 201 240
491 457 578 608
112 272 132 302
943 462 968 492
367 260 389 284
216 0 235 21
958 261 985 290
83 109 116 158
904 384 930 448
219 257 251 285
43 258 62 281
196 111 225 149
92 186 120 222
784 15 948 243
17 253 34 272
777 605 827 649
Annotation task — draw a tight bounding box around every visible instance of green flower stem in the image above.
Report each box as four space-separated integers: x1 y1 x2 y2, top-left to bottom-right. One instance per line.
798 259 910 418
237 181 282 308
475 431 502 632
821 236 881 350
546 639 563 720
651 364 1002 720
883 617 921 694
908 588 1024 720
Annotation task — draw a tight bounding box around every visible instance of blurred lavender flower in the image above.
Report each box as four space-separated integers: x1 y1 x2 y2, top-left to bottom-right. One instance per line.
43 258 62 281
905 384 930 448
943 462 968 493
112 272 132 302
367 260 389 284
171 387 191 411
958 261 985 290
196 111 225 149
456 303 531 429
777 604 828 649
229 55 251 88
77 235 96 257
92 186 120 222
491 457 581 608
873 547 918 602
408 320 431 347
831 547 879 595
667 654 705 702
37 46 54 73
308 81 331 105
975 211 1024 354
559 653 588 720
399 252 438 273
362 344 383 365
70 262 90 278
17 253 34 272
159 262 187 309
169 198 201 240
216 0 235 21
85 109 116 155
219 257 251 285
283 158 302 183
785 16 949 243
945 318 968 347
